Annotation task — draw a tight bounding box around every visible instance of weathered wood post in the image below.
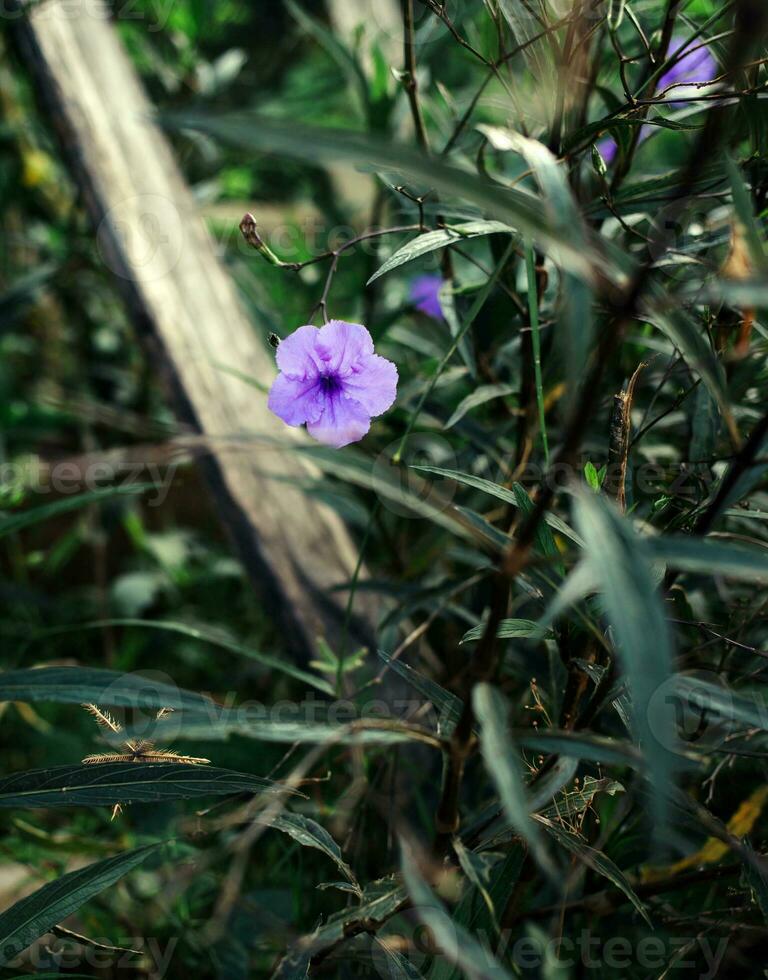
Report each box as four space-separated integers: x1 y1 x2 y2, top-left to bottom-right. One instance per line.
11 0 375 656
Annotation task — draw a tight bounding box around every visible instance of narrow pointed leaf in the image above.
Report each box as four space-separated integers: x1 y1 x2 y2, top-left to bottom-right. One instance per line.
0 485 153 538
537 817 651 924
0 666 216 714
262 812 358 887
472 683 559 881
168 113 600 282
401 839 514 980
573 493 678 832
0 844 161 965
369 222 515 285
0 764 289 808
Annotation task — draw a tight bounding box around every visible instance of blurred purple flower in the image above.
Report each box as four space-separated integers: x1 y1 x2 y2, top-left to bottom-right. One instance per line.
659 37 717 94
597 136 618 166
595 37 716 167
268 320 398 448
410 274 444 320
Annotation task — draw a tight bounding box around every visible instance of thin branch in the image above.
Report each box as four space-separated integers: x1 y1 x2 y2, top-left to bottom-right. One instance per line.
402 0 430 154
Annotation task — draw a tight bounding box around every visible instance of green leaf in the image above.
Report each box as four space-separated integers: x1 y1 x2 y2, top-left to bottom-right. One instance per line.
453 505 508 552
537 560 599 629
287 442 481 544
477 127 586 252
607 0 626 30
672 675 768 732
515 729 643 768
744 842 768 924
400 839 515 980
0 484 153 538
725 155 766 270
479 128 594 397
24 618 335 695
411 465 583 545
444 383 516 429
460 618 551 644
585 161 727 219
537 775 625 824
285 0 369 123
472 683 558 881
430 849 525 980
647 537 768 582
537 817 651 925
573 492 678 832
369 222 515 285
0 764 288 808
643 300 728 415
263 812 358 888
0 666 216 714
136 709 442 748
452 838 500 932
271 876 407 977
377 649 463 735
584 461 600 491
371 937 426 979
690 384 720 471
168 113 600 282
705 279 768 307
512 482 564 577
0 844 161 966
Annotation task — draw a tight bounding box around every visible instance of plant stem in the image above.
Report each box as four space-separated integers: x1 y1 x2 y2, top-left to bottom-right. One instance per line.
402 0 430 154
524 239 549 466
393 239 515 465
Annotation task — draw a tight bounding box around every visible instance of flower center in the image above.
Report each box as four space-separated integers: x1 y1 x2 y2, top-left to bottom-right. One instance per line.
320 373 343 396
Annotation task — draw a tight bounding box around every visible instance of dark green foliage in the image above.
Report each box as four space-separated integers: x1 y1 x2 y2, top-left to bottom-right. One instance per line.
2 1 768 978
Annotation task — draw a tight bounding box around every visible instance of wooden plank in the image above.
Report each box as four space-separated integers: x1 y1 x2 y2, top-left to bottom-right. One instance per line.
12 0 375 655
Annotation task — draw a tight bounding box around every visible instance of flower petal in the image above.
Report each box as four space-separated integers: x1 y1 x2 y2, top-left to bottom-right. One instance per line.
661 39 716 89
597 136 618 165
409 274 444 320
343 354 398 417
316 320 374 376
267 373 324 426
307 392 370 448
275 324 321 378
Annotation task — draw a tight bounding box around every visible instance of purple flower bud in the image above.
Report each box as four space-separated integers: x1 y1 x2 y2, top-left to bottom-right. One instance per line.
267 320 398 448
409 274 445 321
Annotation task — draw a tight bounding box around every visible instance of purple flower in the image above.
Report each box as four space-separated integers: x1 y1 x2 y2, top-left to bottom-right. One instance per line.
659 37 717 94
595 39 716 167
597 136 618 166
409 274 444 321
267 320 398 448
